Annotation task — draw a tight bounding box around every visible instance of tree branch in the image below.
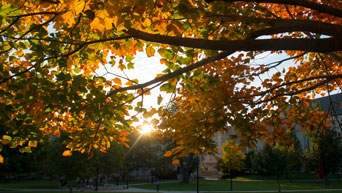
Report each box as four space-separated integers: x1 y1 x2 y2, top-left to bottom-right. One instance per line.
254 74 342 104
106 51 233 97
208 14 342 37
127 28 342 52
206 0 342 18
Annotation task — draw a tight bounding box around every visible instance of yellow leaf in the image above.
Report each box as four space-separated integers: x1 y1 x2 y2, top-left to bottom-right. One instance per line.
164 151 173 157
73 0 85 15
28 140 37 148
114 78 122 86
1 135 11 145
62 150 72 157
146 46 155 57
172 159 180 165
90 17 103 31
125 81 135 86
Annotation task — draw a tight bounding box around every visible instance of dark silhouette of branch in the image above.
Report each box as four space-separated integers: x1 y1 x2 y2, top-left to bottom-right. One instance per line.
254 74 342 104
127 29 342 52
206 0 342 18
208 14 342 37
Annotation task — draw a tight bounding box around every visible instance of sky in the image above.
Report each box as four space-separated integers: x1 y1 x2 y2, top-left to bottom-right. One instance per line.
96 51 170 109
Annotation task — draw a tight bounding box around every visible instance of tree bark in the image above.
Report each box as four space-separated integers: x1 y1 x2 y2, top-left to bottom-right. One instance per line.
277 176 281 192
324 174 329 187
68 180 73 193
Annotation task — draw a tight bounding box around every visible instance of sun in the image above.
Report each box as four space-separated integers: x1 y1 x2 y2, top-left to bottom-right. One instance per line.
140 124 154 134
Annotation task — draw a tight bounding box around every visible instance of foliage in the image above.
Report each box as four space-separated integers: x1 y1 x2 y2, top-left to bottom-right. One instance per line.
216 141 246 179
276 132 303 181
304 128 342 186
252 144 287 192
40 135 95 188
244 150 255 173
123 133 176 179
0 0 342 161
92 142 125 176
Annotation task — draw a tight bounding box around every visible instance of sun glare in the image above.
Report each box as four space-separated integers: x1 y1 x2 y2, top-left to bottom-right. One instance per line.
140 124 154 134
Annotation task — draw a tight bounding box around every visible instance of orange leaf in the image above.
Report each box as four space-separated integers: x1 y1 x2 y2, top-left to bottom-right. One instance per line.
164 151 173 157
121 131 130 136
114 78 122 86
62 150 72 157
53 130 61 137
160 59 167 64
0 154 3 163
172 159 180 165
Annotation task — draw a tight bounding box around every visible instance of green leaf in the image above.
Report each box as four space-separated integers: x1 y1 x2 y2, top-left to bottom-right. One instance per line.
160 83 175 93
73 67 81 73
157 94 163 105
125 55 134 62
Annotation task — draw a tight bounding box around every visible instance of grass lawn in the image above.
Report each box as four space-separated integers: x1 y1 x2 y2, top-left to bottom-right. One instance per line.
2 191 342 193
133 179 342 191
0 179 60 189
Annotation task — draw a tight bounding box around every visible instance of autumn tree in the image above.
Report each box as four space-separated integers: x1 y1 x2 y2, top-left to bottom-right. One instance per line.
0 0 342 162
216 141 246 179
276 132 303 182
305 128 342 186
253 144 287 192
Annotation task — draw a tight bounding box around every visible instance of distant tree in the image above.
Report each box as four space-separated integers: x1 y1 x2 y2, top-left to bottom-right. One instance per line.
253 144 287 192
0 146 41 178
216 141 246 179
41 135 94 193
124 133 161 177
92 142 125 190
244 150 256 174
277 132 303 181
305 128 342 186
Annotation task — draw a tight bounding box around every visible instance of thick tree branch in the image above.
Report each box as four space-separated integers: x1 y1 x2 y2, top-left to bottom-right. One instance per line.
127 28 342 52
209 14 342 37
206 0 342 18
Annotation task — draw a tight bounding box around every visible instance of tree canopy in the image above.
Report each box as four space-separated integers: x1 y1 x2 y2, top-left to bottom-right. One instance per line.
1 0 342 162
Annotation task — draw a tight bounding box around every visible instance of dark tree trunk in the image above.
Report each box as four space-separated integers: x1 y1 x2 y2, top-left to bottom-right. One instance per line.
277 176 281 192
68 180 73 193
179 154 195 183
324 174 329 187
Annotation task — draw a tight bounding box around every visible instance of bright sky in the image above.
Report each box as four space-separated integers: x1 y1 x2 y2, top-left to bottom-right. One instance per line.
96 51 171 109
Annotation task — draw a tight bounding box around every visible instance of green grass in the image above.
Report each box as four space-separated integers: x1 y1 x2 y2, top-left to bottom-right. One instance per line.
235 173 341 180
0 180 60 189
133 179 342 191
2 192 342 193
0 192 155 193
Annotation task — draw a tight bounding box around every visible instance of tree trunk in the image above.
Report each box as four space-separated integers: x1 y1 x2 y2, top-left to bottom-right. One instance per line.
277 177 281 192
324 174 329 187
68 180 73 193
180 167 191 183
179 155 194 183
95 170 99 191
